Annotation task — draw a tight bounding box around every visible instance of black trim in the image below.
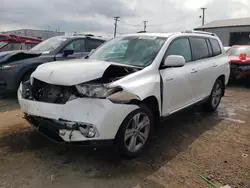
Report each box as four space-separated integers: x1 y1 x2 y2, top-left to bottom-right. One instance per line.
159 73 163 113
25 115 113 146
206 39 213 57
187 37 194 62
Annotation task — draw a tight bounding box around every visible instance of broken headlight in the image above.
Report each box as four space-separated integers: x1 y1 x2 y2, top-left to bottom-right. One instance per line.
75 83 121 98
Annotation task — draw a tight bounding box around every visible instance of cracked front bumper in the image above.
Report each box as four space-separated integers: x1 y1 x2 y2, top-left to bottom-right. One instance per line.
18 84 138 142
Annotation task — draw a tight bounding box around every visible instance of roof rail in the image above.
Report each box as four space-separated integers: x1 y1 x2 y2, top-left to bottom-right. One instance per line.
137 31 146 33
182 30 217 36
73 33 95 37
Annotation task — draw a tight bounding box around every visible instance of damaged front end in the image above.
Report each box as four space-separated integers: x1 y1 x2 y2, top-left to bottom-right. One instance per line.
25 114 100 143
19 63 142 143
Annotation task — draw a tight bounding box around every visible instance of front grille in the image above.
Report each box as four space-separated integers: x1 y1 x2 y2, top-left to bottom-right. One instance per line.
22 79 76 104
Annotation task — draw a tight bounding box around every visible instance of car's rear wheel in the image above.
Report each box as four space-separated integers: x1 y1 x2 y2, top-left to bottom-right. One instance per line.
115 104 154 159
203 79 223 112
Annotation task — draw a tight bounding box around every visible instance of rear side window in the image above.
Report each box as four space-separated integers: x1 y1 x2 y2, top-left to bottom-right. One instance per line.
190 37 209 60
209 39 222 56
165 38 192 62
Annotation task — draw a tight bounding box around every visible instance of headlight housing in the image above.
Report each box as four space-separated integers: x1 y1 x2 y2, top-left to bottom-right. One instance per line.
0 65 17 70
75 83 121 98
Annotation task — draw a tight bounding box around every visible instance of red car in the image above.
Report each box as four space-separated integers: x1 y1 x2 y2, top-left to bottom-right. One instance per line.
0 33 42 52
227 45 250 85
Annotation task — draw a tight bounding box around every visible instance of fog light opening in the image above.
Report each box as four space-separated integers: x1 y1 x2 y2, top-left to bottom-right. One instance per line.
79 124 98 138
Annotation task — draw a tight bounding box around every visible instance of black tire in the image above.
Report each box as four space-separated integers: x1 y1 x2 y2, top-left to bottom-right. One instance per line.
203 79 223 112
115 104 154 159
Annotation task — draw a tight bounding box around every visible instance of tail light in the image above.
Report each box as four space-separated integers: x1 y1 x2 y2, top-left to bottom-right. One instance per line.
239 53 247 60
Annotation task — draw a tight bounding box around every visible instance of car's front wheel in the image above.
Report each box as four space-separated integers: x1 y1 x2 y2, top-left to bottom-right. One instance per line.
203 79 223 112
115 104 154 159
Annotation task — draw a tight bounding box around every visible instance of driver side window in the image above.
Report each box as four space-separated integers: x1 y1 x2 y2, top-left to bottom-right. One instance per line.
63 39 86 53
165 38 192 62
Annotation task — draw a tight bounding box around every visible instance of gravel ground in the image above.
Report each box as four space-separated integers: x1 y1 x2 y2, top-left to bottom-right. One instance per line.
0 87 250 188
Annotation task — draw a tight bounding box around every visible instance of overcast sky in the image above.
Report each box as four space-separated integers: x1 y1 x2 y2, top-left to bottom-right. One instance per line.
1 0 250 37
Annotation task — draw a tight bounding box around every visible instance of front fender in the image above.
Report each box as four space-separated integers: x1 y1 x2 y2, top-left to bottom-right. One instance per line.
110 68 162 114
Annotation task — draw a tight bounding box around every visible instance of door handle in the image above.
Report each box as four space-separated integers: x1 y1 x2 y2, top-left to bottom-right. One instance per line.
167 78 174 81
190 69 197 73
213 64 218 67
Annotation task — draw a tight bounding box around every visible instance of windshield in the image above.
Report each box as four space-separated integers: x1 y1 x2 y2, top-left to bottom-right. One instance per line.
30 36 69 52
227 47 250 57
89 36 167 67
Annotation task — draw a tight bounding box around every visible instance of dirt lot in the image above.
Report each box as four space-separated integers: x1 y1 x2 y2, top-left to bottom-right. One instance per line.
0 87 250 188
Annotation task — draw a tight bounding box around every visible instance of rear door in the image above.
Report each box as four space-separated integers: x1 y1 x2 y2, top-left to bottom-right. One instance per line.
55 39 88 61
189 37 217 100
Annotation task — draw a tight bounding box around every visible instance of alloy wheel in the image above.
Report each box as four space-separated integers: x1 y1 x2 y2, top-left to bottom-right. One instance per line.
124 112 150 153
212 83 222 108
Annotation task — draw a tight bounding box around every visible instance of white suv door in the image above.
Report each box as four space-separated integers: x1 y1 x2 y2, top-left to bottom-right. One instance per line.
160 38 197 116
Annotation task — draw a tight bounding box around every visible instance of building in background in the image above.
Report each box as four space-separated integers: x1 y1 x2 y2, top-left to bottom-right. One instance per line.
195 17 250 46
2 29 65 40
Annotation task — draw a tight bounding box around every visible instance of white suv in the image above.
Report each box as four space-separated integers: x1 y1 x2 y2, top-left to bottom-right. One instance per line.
18 31 230 158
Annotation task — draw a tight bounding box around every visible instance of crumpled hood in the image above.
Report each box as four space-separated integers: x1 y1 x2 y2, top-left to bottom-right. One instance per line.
0 50 41 64
32 59 113 86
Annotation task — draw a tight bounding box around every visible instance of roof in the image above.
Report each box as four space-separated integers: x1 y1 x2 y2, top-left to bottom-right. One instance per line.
122 33 175 37
195 17 250 29
122 31 218 38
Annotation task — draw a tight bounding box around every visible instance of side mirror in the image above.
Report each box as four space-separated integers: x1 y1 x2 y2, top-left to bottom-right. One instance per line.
163 55 185 68
63 49 74 57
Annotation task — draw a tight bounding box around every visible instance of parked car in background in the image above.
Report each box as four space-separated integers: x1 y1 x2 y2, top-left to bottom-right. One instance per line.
0 33 42 52
0 35 106 94
18 31 230 158
227 45 250 86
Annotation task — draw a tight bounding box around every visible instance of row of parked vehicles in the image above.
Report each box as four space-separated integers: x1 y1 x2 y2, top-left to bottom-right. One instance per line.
0 30 249 158
0 34 106 94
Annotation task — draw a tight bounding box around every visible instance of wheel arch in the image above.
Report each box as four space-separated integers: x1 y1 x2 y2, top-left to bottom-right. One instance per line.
18 66 37 84
217 74 226 96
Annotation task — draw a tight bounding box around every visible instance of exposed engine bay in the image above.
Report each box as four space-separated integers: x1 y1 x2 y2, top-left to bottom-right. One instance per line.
101 64 142 83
